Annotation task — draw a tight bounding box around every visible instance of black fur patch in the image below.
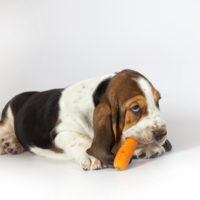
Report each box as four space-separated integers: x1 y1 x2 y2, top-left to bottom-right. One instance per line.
115 98 120 135
93 78 111 106
10 92 38 116
8 89 63 150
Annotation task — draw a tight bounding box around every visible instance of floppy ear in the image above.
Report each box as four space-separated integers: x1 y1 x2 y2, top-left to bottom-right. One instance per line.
87 76 126 166
87 100 115 166
110 98 125 143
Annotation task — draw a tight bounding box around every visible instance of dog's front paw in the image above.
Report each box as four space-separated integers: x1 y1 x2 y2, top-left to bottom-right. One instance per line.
132 147 148 159
148 143 165 158
81 154 102 171
132 142 167 160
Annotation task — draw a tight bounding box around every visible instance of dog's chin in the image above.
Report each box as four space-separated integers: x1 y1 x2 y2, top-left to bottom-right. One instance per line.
123 134 153 145
136 135 154 145
137 140 153 146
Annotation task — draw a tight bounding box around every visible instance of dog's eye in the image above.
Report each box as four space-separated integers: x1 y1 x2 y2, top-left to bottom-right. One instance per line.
131 105 141 115
156 101 160 109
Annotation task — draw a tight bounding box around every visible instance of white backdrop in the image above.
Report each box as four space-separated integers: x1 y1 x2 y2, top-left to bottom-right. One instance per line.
0 0 200 200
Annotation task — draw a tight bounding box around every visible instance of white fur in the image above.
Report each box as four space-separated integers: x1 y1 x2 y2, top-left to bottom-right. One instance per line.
0 106 15 154
122 77 167 145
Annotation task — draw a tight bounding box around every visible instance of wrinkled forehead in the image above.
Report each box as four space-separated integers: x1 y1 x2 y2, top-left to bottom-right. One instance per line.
109 70 159 105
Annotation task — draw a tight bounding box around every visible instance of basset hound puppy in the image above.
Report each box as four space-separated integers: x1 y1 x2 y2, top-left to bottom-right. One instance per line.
0 69 172 170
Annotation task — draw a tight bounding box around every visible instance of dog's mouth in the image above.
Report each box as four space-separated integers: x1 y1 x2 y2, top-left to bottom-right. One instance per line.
125 135 167 146
123 136 153 146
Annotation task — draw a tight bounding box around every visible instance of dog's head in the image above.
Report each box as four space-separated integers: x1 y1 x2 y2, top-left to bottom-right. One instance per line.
93 69 167 147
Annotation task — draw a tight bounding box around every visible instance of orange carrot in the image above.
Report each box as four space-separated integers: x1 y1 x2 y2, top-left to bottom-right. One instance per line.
114 138 138 171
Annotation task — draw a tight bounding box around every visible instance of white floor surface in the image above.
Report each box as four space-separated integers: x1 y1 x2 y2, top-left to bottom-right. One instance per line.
0 113 199 200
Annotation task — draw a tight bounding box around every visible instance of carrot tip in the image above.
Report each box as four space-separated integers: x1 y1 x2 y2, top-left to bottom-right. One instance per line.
114 138 138 171
114 167 122 171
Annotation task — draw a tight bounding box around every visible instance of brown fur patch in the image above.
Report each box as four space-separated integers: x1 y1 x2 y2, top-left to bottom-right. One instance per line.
152 88 161 108
0 117 8 127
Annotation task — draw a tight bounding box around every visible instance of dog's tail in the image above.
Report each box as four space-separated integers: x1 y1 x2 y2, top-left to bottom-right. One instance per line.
30 147 68 161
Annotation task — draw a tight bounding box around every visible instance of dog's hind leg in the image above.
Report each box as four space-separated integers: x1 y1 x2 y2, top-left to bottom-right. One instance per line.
0 106 24 155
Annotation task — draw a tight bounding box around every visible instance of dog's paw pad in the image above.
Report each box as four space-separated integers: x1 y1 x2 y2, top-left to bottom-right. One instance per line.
81 155 102 170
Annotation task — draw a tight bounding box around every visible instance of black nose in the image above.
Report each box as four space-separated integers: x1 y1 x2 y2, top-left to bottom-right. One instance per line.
153 131 167 141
